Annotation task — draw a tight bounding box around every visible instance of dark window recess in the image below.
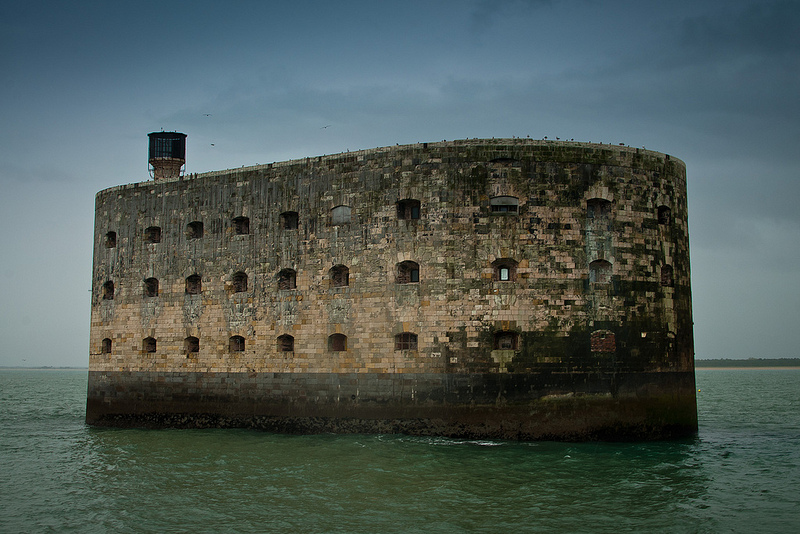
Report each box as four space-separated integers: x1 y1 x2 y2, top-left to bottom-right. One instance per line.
492 259 518 281
144 277 159 297
232 271 248 293
397 199 421 220
394 332 418 351
101 338 112 354
330 265 349 287
587 198 611 219
331 205 351 225
658 206 672 225
494 331 519 350
229 335 245 352
490 196 519 213
281 211 299 230
233 217 250 235
589 260 612 283
104 231 117 248
186 221 203 239
185 336 199 354
396 261 420 284
144 226 161 243
591 331 616 353
102 281 114 300
143 337 156 353
661 264 674 287
186 274 201 294
328 333 347 352
278 269 297 290
278 335 294 352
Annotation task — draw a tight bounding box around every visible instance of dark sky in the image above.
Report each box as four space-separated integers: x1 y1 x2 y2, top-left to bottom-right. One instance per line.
1 0 799 366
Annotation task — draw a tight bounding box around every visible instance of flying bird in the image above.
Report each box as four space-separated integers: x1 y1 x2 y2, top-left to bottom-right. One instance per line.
320 125 331 129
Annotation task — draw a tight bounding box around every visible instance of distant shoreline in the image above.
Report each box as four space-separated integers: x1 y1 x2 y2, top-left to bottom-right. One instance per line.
0 367 87 371
696 366 800 370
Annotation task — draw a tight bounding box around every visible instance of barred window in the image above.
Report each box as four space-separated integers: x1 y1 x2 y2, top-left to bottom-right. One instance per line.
229 335 245 352
394 332 418 351
331 205 351 225
396 261 419 284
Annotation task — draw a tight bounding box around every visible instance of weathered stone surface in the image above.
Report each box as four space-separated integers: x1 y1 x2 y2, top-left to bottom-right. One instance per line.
87 138 696 440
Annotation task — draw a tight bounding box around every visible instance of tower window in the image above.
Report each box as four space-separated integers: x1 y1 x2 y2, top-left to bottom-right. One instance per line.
185 336 199 354
331 205 351 225
278 269 297 290
278 334 294 352
102 281 114 300
104 231 117 248
492 259 518 282
396 261 420 284
144 226 161 243
143 337 156 353
661 264 674 287
186 274 202 294
186 221 204 239
587 198 611 219
229 335 245 352
233 217 250 235
589 260 612 283
328 333 347 352
397 199 421 220
281 211 299 230
394 332 418 351
658 206 672 225
330 265 349 287
232 271 247 293
490 196 519 213
144 277 159 297
101 338 112 354
494 331 519 350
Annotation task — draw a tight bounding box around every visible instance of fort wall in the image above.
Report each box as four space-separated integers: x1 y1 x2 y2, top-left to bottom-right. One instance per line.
87 138 696 440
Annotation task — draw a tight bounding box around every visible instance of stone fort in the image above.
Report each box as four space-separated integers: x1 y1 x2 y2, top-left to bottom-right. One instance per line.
87 136 697 440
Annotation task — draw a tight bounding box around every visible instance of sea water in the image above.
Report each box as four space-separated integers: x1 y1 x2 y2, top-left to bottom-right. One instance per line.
1 368 798 533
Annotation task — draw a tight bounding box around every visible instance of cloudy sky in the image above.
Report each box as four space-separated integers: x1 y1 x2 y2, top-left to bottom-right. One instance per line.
1 0 798 367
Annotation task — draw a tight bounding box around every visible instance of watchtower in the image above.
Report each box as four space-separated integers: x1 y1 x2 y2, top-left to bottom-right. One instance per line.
148 132 186 180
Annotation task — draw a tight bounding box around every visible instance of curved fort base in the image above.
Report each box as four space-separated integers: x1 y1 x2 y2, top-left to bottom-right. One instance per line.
86 370 697 441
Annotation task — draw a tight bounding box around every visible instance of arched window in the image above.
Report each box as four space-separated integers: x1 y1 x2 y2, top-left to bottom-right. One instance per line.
184 336 199 354
328 333 347 352
229 335 245 352
492 258 517 282
233 216 250 235
661 264 674 287
658 206 672 225
330 265 349 287
589 260 612 283
143 337 156 353
591 330 616 353
396 261 419 284
102 281 114 300
144 226 161 243
232 271 247 293
397 199 421 220
277 334 294 352
104 231 116 248
394 332 418 351
278 268 297 290
101 338 112 354
144 277 159 297
281 211 299 230
186 274 202 294
587 198 611 219
331 205 351 225
186 221 203 239
494 331 519 350
490 196 519 213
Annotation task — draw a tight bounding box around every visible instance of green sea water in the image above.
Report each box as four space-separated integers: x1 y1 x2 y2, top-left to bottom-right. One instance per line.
1 369 798 533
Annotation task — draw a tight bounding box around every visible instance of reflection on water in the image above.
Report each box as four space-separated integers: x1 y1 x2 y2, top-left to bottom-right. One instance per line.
1 369 799 533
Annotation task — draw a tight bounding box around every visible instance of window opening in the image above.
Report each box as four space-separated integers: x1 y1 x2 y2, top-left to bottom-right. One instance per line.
494 331 519 350
490 196 519 213
281 211 299 230
278 334 294 352
233 217 250 235
186 221 203 239
278 269 297 290
661 264 674 287
186 274 202 294
102 281 114 300
104 231 117 248
331 205 351 225
185 336 199 354
396 261 420 284
658 206 672 225
144 277 159 297
587 198 611 219
229 335 245 352
328 333 347 352
232 271 247 293
144 226 161 243
143 337 156 353
492 259 517 282
394 332 418 351
589 260 612 283
330 265 349 287
397 199 421 220
101 338 112 354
